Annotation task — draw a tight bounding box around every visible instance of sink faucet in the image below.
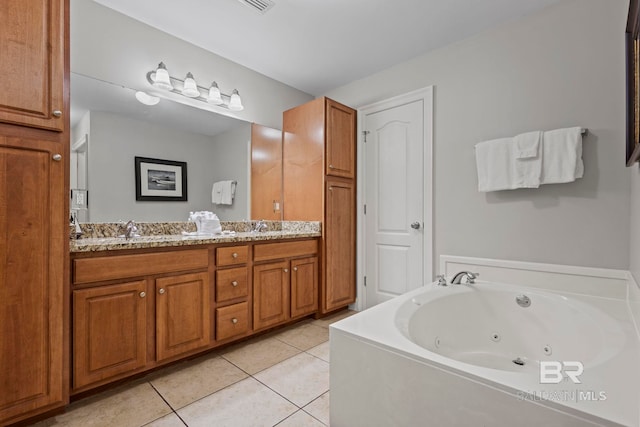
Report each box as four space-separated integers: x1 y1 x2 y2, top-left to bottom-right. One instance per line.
118 220 139 239
253 219 267 233
450 271 479 285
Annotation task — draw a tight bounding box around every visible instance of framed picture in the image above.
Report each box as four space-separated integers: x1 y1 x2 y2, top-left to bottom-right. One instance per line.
626 0 640 165
135 156 187 201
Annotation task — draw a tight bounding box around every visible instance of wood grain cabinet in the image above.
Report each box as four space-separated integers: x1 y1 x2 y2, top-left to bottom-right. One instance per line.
155 272 210 362
283 97 357 314
72 281 147 389
214 245 251 342
0 0 66 131
0 0 69 423
253 240 319 331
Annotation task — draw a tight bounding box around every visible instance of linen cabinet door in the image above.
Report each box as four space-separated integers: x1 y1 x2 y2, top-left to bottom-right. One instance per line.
324 179 356 312
0 0 65 131
155 272 211 362
0 138 66 422
325 98 356 179
253 261 290 331
291 257 319 318
73 281 147 390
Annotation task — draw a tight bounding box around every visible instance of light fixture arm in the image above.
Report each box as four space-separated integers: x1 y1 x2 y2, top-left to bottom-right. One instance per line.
146 69 243 111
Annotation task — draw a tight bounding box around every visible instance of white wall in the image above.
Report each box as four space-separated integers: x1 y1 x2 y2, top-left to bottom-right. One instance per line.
88 111 249 222
209 125 252 221
630 167 640 281
71 0 313 130
325 0 629 270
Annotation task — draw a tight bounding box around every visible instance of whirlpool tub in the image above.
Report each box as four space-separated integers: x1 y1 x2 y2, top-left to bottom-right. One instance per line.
330 278 640 426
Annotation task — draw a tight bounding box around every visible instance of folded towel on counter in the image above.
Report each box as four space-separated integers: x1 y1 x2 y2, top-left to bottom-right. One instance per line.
540 127 583 184
212 180 236 205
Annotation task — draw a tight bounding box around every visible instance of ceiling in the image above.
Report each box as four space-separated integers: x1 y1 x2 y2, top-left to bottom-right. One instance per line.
92 0 562 96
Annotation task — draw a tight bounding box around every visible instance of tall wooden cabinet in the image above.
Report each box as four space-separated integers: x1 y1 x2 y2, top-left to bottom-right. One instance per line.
283 97 356 314
0 0 69 424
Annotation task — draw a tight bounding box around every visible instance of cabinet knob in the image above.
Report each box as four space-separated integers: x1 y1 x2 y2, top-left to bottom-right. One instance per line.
139 291 146 298
232 252 238 259
158 288 165 295
231 280 238 287
293 267 298 271
329 186 333 191
283 268 288 273
52 154 62 161
231 318 238 324
329 164 334 169
52 110 62 117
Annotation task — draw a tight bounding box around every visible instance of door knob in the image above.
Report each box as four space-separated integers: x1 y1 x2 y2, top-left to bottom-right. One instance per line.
410 221 421 230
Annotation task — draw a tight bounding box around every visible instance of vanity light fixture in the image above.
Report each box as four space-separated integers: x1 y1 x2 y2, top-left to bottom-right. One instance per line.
147 62 244 111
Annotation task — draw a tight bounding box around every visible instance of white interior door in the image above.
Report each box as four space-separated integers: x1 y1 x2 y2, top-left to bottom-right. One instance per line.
362 91 431 309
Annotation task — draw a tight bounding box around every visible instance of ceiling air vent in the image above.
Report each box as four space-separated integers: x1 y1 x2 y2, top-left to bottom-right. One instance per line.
236 0 275 14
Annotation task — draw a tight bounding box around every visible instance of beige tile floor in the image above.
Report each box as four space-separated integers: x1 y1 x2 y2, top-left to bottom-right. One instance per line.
31 309 356 427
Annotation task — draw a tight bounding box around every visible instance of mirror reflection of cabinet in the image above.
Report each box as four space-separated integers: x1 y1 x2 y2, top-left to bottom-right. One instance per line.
251 123 283 220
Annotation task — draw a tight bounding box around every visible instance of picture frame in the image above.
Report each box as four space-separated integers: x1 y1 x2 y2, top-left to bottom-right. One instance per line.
626 0 640 165
135 156 187 201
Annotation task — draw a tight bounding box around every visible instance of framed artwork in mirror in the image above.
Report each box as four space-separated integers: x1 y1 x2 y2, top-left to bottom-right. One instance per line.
135 156 188 201
627 0 640 165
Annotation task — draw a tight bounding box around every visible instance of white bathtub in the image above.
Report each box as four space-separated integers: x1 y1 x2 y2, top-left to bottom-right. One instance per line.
331 280 640 426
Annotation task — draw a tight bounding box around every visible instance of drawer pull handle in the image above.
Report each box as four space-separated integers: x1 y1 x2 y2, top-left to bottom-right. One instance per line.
139 291 146 298
231 318 238 324
52 110 62 117
231 281 238 287
158 288 165 295
232 252 238 259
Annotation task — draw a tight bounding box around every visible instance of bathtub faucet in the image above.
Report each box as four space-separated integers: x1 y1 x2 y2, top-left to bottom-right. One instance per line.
450 271 479 285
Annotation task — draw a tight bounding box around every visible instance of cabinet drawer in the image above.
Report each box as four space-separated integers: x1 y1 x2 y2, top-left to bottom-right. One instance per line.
73 249 209 284
216 246 249 267
253 240 317 263
216 302 249 341
216 267 248 302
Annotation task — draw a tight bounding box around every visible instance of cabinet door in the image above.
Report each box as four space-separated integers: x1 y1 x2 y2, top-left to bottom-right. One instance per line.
0 0 65 131
253 261 289 330
156 272 210 361
251 123 282 220
73 281 147 390
326 99 356 179
324 179 356 312
0 138 66 421
291 257 319 318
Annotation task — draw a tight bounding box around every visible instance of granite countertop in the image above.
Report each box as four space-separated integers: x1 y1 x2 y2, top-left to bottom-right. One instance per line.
70 221 321 253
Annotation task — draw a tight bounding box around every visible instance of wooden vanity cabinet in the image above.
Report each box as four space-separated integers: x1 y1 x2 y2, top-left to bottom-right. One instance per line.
71 249 210 392
0 0 69 424
253 240 319 331
73 281 147 389
214 245 251 342
283 97 357 314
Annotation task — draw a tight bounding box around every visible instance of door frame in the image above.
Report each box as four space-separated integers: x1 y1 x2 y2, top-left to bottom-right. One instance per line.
355 86 434 311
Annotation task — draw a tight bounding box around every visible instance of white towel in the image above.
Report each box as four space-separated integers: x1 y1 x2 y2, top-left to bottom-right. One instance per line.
514 131 542 159
212 180 236 205
475 136 542 192
540 127 583 184
475 137 515 192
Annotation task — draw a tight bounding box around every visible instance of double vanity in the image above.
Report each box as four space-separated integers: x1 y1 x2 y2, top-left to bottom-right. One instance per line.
70 221 324 395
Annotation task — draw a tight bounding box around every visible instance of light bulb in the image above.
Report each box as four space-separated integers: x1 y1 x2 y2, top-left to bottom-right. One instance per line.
152 62 173 90
182 72 200 98
207 82 223 105
228 89 244 111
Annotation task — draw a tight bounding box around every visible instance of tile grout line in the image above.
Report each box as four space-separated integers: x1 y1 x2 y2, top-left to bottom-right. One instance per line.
147 382 189 426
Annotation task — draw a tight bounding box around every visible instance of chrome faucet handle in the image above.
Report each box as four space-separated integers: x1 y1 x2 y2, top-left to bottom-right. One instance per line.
436 274 447 286
467 272 479 284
